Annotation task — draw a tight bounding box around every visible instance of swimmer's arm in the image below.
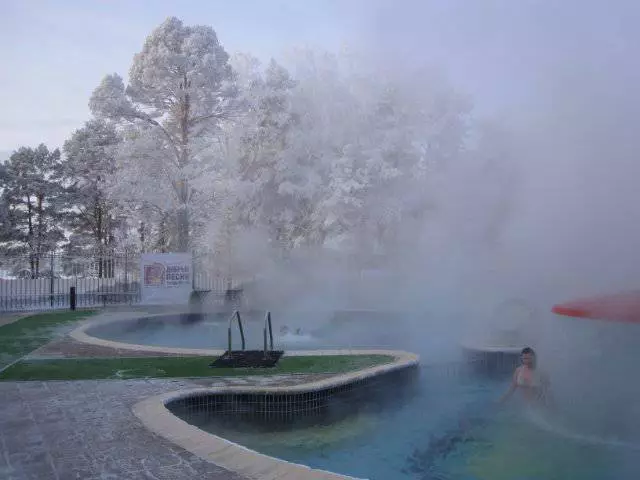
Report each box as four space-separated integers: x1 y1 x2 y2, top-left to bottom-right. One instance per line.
499 368 519 404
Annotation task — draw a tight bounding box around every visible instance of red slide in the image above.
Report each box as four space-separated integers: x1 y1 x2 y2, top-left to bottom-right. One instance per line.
552 290 640 324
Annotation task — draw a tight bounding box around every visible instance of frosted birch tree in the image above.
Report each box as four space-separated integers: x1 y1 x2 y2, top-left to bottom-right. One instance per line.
89 17 236 251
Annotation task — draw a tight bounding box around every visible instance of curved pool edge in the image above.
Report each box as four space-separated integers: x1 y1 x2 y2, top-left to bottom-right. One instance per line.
70 311 418 358
132 350 419 480
459 339 525 354
70 312 228 356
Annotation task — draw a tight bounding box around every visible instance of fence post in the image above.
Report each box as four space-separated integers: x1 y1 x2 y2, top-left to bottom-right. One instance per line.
49 253 54 307
124 250 129 304
191 253 196 291
70 287 76 311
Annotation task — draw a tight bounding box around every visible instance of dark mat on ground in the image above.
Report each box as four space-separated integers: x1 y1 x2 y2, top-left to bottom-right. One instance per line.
210 350 284 368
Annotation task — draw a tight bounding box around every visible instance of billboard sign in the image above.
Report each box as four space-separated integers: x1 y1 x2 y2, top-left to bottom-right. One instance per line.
140 253 192 305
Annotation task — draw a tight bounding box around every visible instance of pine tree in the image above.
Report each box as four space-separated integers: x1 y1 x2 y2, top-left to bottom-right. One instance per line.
0 145 66 277
62 119 122 257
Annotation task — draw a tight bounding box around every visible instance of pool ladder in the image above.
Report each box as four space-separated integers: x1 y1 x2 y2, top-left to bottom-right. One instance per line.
263 311 275 358
226 310 275 358
226 310 246 354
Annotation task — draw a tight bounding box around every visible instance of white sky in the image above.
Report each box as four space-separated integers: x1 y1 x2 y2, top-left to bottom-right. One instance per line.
1 0 638 152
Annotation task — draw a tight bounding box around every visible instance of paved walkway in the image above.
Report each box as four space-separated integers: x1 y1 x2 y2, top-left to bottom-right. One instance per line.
0 310 401 479
0 376 320 480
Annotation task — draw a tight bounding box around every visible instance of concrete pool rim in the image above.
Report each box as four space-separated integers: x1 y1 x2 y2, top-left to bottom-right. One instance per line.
70 310 416 357
71 312 419 479
132 350 418 480
71 311 231 356
459 341 525 355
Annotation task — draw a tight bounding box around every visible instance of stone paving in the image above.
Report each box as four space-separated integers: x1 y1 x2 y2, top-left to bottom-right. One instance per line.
0 376 321 480
0 310 400 479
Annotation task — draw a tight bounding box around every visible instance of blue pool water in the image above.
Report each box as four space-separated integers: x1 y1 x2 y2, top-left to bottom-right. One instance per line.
179 366 640 480
87 311 423 351
92 311 640 478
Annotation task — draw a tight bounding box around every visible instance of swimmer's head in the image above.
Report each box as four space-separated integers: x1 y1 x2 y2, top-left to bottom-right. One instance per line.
521 346 536 368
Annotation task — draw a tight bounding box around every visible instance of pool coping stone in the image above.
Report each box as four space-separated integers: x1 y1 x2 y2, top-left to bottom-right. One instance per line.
133 348 418 480
70 310 420 480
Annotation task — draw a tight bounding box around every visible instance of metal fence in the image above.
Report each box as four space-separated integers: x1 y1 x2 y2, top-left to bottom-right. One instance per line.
0 252 140 312
0 251 251 313
192 271 238 293
191 251 247 307
191 251 230 291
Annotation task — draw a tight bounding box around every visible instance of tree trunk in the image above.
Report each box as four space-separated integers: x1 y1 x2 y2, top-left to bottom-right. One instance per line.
176 74 191 253
176 207 189 252
27 197 35 278
97 203 103 278
36 194 45 278
139 221 146 252
158 218 167 253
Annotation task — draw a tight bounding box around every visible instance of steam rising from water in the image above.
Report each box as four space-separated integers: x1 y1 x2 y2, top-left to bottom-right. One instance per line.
234 1 640 465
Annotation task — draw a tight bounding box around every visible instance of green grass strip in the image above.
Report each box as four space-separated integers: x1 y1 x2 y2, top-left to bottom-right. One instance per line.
0 354 394 381
0 310 96 368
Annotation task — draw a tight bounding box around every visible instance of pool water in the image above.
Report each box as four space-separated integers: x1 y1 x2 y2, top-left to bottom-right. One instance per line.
178 366 639 480
87 311 419 351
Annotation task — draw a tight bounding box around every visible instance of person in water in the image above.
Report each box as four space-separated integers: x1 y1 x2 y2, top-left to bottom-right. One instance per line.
280 326 304 336
499 347 551 405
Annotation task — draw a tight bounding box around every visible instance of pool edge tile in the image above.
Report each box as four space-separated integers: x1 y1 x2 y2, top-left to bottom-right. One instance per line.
82 311 417 480
131 351 417 480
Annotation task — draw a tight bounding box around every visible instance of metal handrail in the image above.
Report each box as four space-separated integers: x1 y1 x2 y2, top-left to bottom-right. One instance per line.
263 311 274 358
227 310 246 354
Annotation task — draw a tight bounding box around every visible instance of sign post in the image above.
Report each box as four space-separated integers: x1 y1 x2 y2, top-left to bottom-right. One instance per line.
140 253 192 305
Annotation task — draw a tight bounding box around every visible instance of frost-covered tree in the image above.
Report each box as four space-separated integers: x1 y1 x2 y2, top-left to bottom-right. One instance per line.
348 71 471 252
223 51 356 250
453 119 519 247
209 49 474 257
0 145 66 276
62 119 122 256
89 17 236 251
257 51 472 254
0 192 10 243
227 55 300 245
0 161 9 237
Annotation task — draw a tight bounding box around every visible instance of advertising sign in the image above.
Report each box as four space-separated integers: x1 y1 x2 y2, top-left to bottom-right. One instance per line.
140 253 192 305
